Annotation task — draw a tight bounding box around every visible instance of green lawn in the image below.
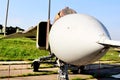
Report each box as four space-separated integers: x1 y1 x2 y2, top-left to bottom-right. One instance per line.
101 48 120 61
0 34 4 38
0 37 120 61
0 37 48 61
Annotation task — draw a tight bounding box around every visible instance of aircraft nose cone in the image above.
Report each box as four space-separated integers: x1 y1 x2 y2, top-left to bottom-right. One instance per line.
49 14 110 66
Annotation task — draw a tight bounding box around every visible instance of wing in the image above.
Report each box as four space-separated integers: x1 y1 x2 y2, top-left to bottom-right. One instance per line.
0 26 37 40
98 37 120 48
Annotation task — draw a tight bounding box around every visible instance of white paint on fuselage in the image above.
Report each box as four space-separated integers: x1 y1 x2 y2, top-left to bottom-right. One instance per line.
49 14 110 66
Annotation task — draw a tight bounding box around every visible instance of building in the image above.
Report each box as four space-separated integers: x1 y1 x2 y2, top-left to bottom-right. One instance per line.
0 24 24 35
0 24 4 34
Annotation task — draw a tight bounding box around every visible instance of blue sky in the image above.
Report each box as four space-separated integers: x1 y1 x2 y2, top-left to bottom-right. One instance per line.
0 0 120 40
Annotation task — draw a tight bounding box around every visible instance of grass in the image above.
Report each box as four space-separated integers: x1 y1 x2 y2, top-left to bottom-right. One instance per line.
101 48 120 62
0 37 120 61
71 75 94 80
0 34 4 38
72 78 83 80
0 37 48 61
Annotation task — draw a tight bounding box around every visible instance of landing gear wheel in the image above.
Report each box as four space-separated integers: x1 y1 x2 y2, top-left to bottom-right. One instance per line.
32 61 40 72
57 60 69 80
58 65 69 80
79 66 85 73
72 66 85 74
72 69 80 74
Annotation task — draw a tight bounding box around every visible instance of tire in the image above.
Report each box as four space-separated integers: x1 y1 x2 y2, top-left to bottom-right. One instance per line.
32 61 40 72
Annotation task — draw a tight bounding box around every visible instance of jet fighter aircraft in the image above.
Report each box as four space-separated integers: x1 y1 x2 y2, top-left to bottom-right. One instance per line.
1 7 120 80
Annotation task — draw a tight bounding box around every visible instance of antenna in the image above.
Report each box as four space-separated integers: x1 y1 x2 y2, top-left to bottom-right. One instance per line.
46 0 51 50
4 0 10 36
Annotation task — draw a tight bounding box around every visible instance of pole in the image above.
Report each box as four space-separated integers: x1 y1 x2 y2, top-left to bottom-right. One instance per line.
4 0 10 36
48 0 51 20
46 0 51 50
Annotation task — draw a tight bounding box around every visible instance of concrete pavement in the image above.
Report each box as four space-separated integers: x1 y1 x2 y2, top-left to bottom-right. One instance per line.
0 61 120 80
